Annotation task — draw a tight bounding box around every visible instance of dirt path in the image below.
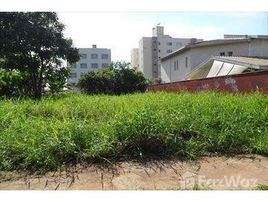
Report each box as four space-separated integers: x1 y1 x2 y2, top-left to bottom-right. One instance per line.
1 155 268 190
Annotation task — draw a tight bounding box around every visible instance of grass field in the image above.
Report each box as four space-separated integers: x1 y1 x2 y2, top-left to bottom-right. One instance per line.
0 91 267 172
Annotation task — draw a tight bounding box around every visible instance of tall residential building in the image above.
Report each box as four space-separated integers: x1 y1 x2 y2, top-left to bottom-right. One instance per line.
131 48 140 68
68 45 111 84
138 25 203 80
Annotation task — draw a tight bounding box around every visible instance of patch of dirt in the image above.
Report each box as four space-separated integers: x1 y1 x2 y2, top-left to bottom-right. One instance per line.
0 155 268 190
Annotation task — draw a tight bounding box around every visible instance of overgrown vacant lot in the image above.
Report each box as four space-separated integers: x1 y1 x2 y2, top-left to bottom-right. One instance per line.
0 92 267 172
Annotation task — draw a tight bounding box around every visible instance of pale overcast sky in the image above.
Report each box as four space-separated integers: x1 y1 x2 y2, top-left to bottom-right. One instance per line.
58 12 268 62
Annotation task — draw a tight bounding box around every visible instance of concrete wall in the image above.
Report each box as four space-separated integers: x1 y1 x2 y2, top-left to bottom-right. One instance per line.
139 37 153 79
131 48 139 68
68 48 111 84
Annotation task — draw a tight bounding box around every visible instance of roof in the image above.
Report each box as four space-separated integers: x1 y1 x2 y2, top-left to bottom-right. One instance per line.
161 37 268 61
186 56 268 80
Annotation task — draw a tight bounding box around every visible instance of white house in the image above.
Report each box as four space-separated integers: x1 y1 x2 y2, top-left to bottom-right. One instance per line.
160 36 268 83
68 45 111 84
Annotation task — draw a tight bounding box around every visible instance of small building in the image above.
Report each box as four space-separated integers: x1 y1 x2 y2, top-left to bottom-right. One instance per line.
186 56 268 80
68 45 111 84
160 36 268 83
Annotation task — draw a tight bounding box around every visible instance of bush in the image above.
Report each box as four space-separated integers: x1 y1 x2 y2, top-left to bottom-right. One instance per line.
0 68 25 97
77 61 149 95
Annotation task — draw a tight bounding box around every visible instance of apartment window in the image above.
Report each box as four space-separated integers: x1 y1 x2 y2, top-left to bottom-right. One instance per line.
101 54 108 59
185 57 188 68
174 60 179 71
80 63 87 68
70 73 77 78
80 54 87 59
167 49 172 53
71 63 77 68
91 54 98 59
154 48 157 51
158 42 161 45
158 49 161 52
91 63 98 68
228 51 233 56
220 52 225 56
102 63 109 68
167 42 172 46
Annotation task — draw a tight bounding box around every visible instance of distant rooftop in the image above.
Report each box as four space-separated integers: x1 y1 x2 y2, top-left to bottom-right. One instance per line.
161 37 268 61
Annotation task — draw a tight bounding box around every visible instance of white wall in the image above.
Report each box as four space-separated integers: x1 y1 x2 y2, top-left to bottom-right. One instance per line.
161 39 268 83
139 37 153 79
68 48 111 84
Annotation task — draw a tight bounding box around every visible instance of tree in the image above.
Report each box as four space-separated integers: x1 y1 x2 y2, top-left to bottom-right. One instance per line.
0 12 80 98
77 61 149 95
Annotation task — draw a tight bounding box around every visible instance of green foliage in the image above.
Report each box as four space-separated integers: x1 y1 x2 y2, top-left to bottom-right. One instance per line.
0 12 79 98
46 67 71 94
256 184 268 190
0 68 25 97
0 91 267 172
77 61 149 95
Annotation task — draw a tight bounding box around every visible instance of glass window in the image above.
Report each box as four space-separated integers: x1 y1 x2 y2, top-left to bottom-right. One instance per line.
101 54 109 59
185 57 188 68
91 63 98 68
228 51 233 56
91 54 98 59
71 63 77 68
102 63 109 68
70 73 77 78
167 42 172 46
80 54 87 59
220 52 225 56
80 63 87 68
167 49 172 53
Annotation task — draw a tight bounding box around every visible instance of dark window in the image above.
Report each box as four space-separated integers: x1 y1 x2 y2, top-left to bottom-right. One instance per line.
101 54 108 59
228 51 233 56
91 63 98 68
80 63 87 68
91 54 98 59
102 63 109 68
185 57 188 68
70 73 77 78
167 42 172 46
220 52 225 56
167 49 172 53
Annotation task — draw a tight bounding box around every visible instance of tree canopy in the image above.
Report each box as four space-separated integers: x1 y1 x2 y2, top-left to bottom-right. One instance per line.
0 12 80 98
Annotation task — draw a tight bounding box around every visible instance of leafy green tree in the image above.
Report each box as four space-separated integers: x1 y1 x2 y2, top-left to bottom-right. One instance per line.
77 61 149 95
0 12 79 98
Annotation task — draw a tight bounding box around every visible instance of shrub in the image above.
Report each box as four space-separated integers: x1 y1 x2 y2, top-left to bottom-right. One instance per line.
0 68 25 97
77 61 149 95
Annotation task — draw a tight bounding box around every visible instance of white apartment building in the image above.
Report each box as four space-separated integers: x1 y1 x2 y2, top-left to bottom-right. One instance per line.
138 26 203 80
68 45 111 84
131 48 139 68
160 36 268 83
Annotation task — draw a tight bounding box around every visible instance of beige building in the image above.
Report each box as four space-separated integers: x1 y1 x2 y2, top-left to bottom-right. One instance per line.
137 25 203 81
131 48 139 68
161 36 268 83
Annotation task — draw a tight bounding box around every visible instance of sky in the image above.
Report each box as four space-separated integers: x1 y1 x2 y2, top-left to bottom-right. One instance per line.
58 12 268 62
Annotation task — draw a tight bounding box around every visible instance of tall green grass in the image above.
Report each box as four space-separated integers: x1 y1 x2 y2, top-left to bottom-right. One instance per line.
0 91 267 172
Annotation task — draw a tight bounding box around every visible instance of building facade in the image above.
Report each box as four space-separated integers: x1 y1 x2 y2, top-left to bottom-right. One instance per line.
68 45 111 84
131 48 140 68
161 36 268 83
138 26 203 81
